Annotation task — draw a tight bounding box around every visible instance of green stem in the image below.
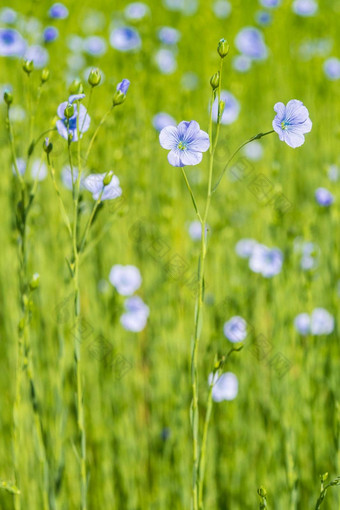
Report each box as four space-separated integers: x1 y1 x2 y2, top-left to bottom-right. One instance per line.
212 130 274 193
181 168 202 222
84 106 113 163
46 154 72 237
6 105 25 188
79 193 103 254
198 376 215 509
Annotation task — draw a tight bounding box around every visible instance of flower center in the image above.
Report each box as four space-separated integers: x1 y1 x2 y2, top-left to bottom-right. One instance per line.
281 120 290 130
177 141 187 151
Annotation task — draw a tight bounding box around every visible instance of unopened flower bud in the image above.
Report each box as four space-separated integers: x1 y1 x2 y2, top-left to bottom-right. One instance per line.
217 38 229 58
210 71 220 90
112 90 126 106
29 273 40 291
69 79 84 95
23 59 34 74
218 100 225 119
103 170 114 186
257 487 267 498
64 103 74 119
88 68 101 87
43 137 53 153
41 68 50 83
4 90 13 105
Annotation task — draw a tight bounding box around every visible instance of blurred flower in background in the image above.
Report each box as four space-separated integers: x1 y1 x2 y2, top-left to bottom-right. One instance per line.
294 309 335 335
84 173 122 201
209 372 239 402
120 296 149 332
125 2 150 20
292 0 318 16
109 265 142 296
249 244 283 277
212 0 232 19
223 316 247 343
110 26 141 52
152 112 176 132
315 187 334 206
235 27 268 60
324 57 340 81
0 28 26 57
212 90 240 125
49 3 69 19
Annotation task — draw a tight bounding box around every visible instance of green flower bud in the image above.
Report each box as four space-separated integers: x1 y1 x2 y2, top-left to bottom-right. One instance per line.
112 90 126 106
69 79 84 95
64 103 74 119
257 487 267 498
23 59 34 74
29 273 40 291
88 68 101 87
218 100 225 119
217 38 229 58
41 68 50 83
210 71 220 90
103 170 114 186
4 91 13 105
43 137 53 153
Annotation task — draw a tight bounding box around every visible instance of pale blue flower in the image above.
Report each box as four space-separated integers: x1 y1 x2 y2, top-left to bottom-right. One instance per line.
152 112 176 132
294 313 310 335
116 79 130 95
188 220 209 241
293 0 318 16
12 158 26 177
212 90 240 125
328 165 339 182
272 100 312 148
120 296 149 332
249 244 283 277
310 308 334 335
158 27 181 45
110 26 141 52
125 2 149 20
235 238 257 258
260 0 281 7
223 316 247 343
109 265 142 296
159 120 210 167
25 45 49 68
324 58 340 81
243 141 263 161
0 7 17 24
43 26 59 43
155 48 177 74
213 0 231 18
84 173 122 201
235 27 268 60
83 36 107 56
315 187 334 206
56 96 90 142
232 55 252 73
0 28 26 57
49 3 69 19
209 372 238 402
256 11 272 26
294 239 319 271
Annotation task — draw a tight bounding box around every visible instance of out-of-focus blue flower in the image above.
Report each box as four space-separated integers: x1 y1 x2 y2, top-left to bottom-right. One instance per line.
0 7 17 24
310 308 334 335
56 96 90 142
120 296 149 332
84 173 122 201
83 36 107 56
12 158 26 177
0 28 26 57
25 45 49 68
12 158 47 181
292 0 318 16
152 112 176 132
328 165 339 182
232 55 252 73
9 105 26 122
181 72 199 91
272 100 312 148
125 2 149 20
294 238 319 271
235 238 257 258
43 26 59 43
294 313 310 335
256 10 272 26
249 244 283 277
213 0 231 18
116 78 130 95
212 90 240 125
61 166 85 190
163 0 198 15
324 58 340 81
243 141 263 161
260 0 281 7
315 187 334 206
110 26 141 52
188 220 209 241
155 48 177 74
158 26 181 45
235 27 268 60
159 120 210 167
223 316 247 343
49 3 69 19
109 265 142 296
209 372 238 402
67 35 84 53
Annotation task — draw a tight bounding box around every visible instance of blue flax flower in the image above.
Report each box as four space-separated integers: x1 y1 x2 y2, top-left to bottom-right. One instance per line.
0 28 26 57
272 99 312 148
116 79 130 95
56 95 90 142
84 173 122 201
49 3 69 19
110 26 141 52
159 120 210 167
315 187 334 206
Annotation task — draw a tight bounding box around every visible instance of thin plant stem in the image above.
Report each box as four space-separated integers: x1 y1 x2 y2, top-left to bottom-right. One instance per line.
212 130 274 193
84 106 113 163
46 153 72 237
181 168 202 222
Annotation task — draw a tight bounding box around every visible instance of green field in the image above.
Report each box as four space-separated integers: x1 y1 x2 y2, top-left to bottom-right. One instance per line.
0 0 339 508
